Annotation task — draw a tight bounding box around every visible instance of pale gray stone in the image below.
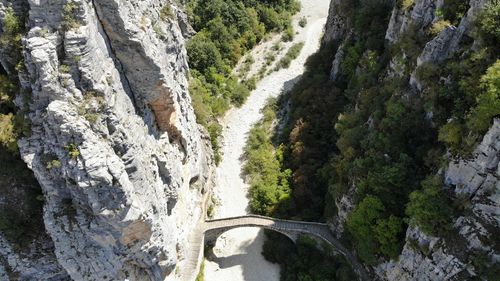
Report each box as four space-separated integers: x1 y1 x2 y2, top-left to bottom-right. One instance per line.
0 0 214 280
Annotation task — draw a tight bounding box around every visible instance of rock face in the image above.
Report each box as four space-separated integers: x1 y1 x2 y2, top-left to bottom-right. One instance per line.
0 0 213 280
323 0 349 44
409 0 488 89
385 0 441 44
322 0 499 279
0 235 68 280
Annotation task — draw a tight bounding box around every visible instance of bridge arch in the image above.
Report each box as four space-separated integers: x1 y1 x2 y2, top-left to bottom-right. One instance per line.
182 215 370 281
203 215 301 244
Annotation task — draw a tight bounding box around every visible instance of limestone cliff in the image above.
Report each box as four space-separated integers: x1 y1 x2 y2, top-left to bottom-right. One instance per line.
322 0 499 279
0 0 213 280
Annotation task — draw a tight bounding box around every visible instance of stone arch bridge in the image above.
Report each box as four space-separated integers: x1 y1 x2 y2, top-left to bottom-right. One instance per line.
181 215 370 281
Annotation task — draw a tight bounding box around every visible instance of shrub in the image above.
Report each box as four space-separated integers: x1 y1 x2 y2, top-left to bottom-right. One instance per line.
347 195 386 264
429 20 451 36
195 259 205 281
243 76 257 90
59 64 70 74
153 24 166 40
244 99 292 215
340 42 362 80
282 25 295 42
62 1 81 30
298 17 307 27
374 215 404 258
272 41 282 51
46 159 61 170
442 0 469 25
77 92 105 124
64 143 80 160
400 0 414 10
208 123 222 164
0 113 18 152
466 60 500 135
160 5 174 21
438 120 463 149
0 7 22 57
0 74 16 107
476 1 500 47
275 42 304 70
2 7 20 35
240 55 255 77
265 52 276 65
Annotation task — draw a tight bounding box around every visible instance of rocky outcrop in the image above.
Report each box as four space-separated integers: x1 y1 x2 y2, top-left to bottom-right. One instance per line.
377 119 499 281
0 0 213 280
328 33 351 82
385 0 442 44
376 226 471 281
329 183 356 238
410 0 488 89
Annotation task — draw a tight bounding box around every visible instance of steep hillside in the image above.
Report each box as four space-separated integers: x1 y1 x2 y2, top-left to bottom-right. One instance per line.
0 0 214 280
256 0 499 279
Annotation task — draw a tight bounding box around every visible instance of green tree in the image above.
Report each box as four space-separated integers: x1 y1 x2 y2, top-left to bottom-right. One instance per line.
406 176 453 235
467 60 500 134
476 1 500 47
347 195 385 264
186 33 224 73
2 7 20 35
374 215 404 258
438 120 464 148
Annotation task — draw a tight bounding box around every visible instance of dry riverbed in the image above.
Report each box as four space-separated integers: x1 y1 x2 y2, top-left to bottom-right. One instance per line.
204 1 331 280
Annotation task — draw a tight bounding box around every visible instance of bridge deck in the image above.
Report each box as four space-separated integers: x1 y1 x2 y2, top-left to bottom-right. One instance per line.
181 215 369 281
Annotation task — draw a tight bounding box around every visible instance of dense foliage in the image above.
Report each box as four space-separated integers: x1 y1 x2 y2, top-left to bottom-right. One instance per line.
262 233 356 281
186 0 300 162
405 176 453 236
243 99 292 215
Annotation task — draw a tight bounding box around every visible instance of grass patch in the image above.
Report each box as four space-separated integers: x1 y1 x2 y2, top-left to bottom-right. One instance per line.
195 259 205 281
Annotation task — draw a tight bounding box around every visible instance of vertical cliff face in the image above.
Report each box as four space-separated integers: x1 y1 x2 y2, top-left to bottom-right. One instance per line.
1 0 213 280
321 0 499 279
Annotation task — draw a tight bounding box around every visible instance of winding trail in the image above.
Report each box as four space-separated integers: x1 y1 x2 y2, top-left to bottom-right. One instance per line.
204 1 332 280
